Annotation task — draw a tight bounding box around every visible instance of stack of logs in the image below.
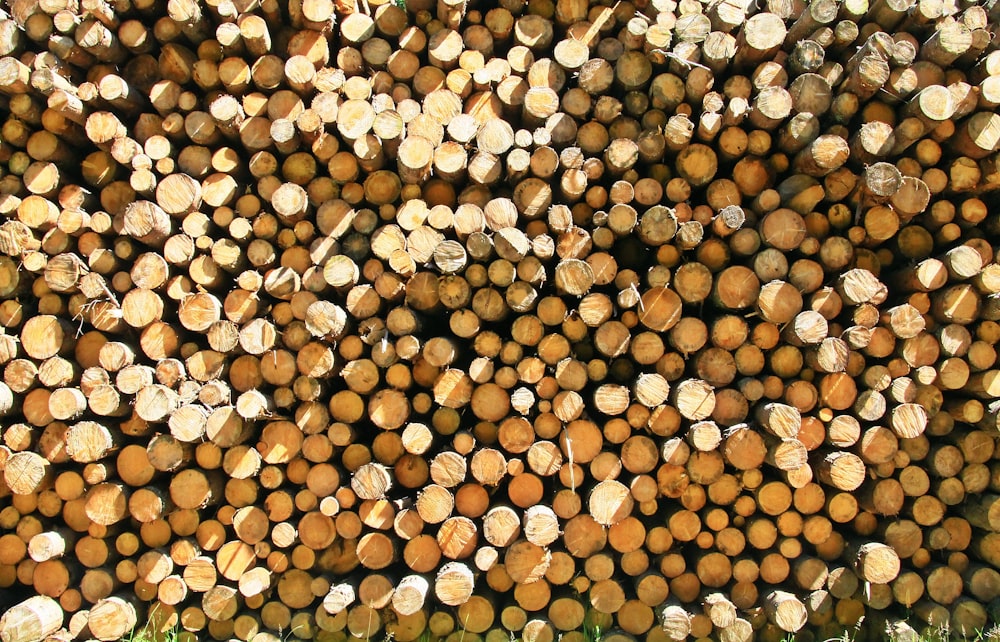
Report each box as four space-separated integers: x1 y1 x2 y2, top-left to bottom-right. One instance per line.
1 0 1000 640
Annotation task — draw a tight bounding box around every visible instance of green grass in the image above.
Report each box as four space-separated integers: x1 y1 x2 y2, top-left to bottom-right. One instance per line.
112 606 1000 642
581 612 602 642
120 603 181 642
122 623 180 642
885 622 1000 642
778 617 1000 642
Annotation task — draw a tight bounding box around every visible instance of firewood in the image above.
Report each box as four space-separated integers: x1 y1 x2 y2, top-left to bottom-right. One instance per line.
0 596 65 642
2 0 1000 637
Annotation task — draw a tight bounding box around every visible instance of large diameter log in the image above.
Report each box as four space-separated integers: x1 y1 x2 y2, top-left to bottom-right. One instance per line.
0 596 64 642
764 591 807 633
850 542 901 584
818 452 866 491
86 596 137 641
734 14 785 68
964 494 1000 531
435 561 475 606
3 451 52 494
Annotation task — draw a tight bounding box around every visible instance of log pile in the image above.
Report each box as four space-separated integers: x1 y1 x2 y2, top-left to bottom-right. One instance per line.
0 0 999 641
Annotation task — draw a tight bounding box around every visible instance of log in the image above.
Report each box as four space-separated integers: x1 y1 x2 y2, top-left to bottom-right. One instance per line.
0 0 996 636
86 596 137 641
0 596 64 642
